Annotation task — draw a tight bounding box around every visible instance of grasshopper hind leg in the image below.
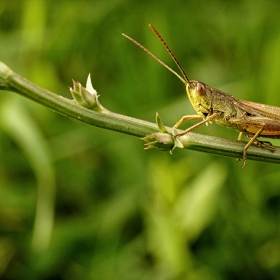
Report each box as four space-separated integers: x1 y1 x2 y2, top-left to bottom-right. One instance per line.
237 128 276 168
239 129 264 168
251 139 275 151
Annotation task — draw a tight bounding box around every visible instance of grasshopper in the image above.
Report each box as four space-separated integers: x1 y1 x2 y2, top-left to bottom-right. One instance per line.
123 25 280 168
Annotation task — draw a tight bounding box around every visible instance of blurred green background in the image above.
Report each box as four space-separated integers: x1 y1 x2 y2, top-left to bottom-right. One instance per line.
1 0 280 279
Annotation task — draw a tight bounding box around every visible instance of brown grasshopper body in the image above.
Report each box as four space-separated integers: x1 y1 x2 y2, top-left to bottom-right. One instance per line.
123 25 280 168
182 80 280 137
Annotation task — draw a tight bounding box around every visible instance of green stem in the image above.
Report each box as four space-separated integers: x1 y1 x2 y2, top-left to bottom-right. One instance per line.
0 62 158 137
178 133 280 165
1 61 280 165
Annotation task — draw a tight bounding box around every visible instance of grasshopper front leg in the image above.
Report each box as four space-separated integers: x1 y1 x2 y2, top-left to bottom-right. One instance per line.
174 113 220 138
173 114 203 129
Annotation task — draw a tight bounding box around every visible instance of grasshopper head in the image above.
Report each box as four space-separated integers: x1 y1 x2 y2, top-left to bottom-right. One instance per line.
187 81 212 117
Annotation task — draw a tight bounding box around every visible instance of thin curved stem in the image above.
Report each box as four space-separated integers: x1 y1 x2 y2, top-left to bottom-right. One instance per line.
1 61 280 165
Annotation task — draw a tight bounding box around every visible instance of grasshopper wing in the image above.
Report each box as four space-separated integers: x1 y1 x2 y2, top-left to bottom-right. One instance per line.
231 115 280 137
236 100 280 121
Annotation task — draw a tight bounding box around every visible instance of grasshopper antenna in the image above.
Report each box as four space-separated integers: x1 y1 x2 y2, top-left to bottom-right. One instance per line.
148 24 190 84
122 27 189 86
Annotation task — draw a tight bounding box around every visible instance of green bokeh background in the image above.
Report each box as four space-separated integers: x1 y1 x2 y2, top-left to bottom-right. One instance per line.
1 0 280 279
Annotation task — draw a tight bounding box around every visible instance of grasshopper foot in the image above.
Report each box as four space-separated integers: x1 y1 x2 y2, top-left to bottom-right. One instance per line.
242 158 247 169
173 131 187 138
236 157 247 168
253 139 276 152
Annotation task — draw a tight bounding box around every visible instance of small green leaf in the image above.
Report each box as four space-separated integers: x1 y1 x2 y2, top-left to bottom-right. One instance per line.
70 80 89 108
156 112 168 133
70 80 87 108
173 137 184 149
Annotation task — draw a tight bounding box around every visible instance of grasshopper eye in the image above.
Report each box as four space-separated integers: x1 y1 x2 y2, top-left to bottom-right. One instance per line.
196 82 206 95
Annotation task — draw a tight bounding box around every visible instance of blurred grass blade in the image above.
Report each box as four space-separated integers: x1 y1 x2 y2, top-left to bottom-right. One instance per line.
177 162 227 241
0 97 55 252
